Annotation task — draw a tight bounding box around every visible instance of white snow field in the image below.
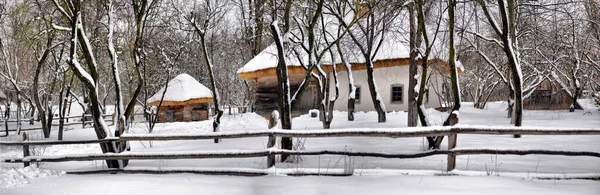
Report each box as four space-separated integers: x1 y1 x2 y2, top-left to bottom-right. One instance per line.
1 101 599 194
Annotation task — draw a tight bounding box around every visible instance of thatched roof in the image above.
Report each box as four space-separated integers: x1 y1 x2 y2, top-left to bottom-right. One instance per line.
237 53 462 81
236 13 466 81
237 35 463 81
237 34 415 81
147 74 213 107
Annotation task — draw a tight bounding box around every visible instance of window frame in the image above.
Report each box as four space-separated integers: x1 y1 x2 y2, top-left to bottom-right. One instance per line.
354 85 361 104
390 84 404 104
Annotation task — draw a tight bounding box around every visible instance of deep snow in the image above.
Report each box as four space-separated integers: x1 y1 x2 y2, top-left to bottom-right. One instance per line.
1 101 599 194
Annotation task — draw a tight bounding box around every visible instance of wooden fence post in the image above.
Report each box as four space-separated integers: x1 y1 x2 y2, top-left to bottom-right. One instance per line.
266 134 276 168
81 113 85 128
447 112 458 171
4 119 8 136
22 132 30 167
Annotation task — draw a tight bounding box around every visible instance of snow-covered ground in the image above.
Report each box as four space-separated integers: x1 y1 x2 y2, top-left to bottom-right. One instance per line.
1 101 599 194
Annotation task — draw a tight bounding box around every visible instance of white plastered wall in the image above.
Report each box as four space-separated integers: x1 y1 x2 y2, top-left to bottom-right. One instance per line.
329 66 442 112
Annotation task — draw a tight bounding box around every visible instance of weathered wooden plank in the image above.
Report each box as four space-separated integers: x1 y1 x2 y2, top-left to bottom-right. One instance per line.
66 168 268 176
452 127 600 135
2 150 272 162
22 133 30 167
5 149 598 164
0 138 119 146
119 127 600 142
453 149 600 157
266 134 276 168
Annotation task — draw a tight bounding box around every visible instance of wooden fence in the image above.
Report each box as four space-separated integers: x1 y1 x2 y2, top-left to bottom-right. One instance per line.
1 125 600 176
0 114 114 133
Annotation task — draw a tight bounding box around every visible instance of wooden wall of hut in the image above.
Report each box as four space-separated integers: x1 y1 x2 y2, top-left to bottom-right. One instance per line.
523 80 572 110
157 103 209 122
254 74 319 116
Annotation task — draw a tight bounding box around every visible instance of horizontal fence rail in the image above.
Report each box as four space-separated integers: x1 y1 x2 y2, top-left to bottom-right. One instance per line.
0 138 119 146
1 114 116 133
2 125 600 174
3 149 600 163
1 114 113 122
119 126 600 141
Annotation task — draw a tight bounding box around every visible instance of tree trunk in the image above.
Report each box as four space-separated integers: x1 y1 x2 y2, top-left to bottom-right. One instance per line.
432 0 461 149
366 59 387 123
107 0 128 158
415 0 433 129
270 21 292 162
407 5 421 127
499 0 523 127
199 33 223 144
253 0 264 56
33 63 49 138
59 74 74 140
63 9 120 168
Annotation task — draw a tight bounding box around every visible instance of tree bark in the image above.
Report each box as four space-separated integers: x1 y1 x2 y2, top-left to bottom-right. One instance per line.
58 74 74 140
32 32 54 138
337 42 355 121
270 21 292 162
60 3 120 168
199 33 223 144
407 5 421 127
416 0 435 146
366 59 387 123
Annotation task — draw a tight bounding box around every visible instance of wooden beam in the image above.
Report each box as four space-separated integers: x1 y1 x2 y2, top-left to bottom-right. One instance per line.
1 149 450 163
4 149 598 164
453 149 600 157
0 138 119 146
120 126 600 142
22 132 30 167
266 134 276 168
66 168 268 176
452 127 600 135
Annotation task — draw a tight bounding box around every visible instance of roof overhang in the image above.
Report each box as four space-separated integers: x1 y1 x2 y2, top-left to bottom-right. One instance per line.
238 58 460 81
148 97 213 107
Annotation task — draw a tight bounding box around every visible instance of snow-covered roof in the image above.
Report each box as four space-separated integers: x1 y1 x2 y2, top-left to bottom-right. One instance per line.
237 12 464 81
147 74 213 106
236 35 411 75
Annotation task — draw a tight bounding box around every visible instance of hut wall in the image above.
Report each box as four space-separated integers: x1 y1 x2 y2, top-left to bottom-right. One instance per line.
523 81 572 110
184 103 209 121
157 105 184 123
524 90 571 110
254 74 319 116
331 65 443 112
157 103 209 123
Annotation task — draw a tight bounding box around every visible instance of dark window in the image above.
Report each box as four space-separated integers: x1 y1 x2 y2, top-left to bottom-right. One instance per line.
354 86 361 103
391 85 403 104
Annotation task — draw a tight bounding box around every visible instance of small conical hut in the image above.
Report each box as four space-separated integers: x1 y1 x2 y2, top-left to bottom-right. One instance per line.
147 74 213 122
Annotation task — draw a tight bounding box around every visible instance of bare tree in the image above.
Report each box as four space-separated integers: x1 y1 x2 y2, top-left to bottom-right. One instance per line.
287 0 355 129
407 3 422 127
330 0 403 123
183 0 228 143
52 0 121 168
477 0 523 128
